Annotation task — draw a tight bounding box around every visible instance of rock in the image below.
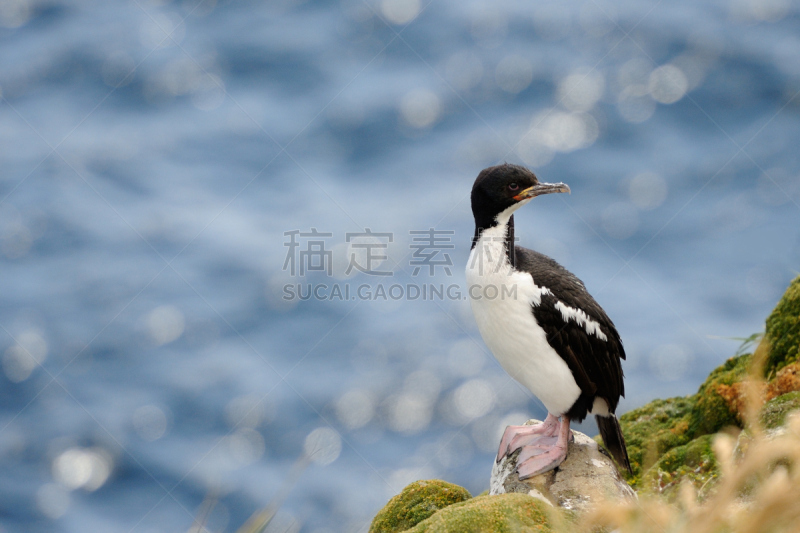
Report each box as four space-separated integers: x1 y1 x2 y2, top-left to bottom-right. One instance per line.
617 395 694 486
489 420 635 513
765 274 800 375
404 493 551 533
369 480 471 533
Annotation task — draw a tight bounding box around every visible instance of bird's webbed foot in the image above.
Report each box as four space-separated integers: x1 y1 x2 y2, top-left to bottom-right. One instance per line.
496 413 560 462
513 415 573 479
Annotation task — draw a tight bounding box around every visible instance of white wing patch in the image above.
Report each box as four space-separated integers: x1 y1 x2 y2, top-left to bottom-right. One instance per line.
553 300 608 342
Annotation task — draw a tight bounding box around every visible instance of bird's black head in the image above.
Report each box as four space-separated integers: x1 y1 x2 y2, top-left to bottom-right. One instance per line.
470 163 570 230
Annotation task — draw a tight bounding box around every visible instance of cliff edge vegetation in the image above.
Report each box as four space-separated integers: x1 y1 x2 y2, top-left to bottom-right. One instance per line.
368 275 800 532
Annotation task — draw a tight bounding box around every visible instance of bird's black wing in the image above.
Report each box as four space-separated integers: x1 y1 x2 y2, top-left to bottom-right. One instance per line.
515 246 626 421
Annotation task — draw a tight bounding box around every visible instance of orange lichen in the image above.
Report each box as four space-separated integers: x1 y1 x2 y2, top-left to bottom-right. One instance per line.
767 362 800 399
715 362 800 421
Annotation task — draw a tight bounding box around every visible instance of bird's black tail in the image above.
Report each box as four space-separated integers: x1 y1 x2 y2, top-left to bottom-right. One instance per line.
596 414 632 475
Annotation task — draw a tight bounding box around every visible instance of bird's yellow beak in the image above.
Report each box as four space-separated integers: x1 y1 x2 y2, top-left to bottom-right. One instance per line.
513 182 571 201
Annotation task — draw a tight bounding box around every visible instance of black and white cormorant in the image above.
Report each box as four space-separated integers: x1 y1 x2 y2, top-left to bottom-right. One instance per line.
466 163 631 479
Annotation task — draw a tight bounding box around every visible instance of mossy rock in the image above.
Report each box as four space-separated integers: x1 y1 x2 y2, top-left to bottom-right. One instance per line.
405 493 552 533
760 391 800 430
765 275 800 376
641 434 719 499
688 353 752 438
369 480 472 533
616 396 695 486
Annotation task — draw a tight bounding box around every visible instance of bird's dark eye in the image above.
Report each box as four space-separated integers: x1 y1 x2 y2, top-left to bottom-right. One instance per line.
508 183 519 191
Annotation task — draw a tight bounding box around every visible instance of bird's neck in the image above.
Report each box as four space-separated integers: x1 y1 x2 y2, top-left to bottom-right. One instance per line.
472 214 516 268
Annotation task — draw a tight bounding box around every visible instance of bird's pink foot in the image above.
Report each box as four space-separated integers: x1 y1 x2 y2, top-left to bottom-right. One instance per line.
512 414 573 479
516 444 569 479
496 413 560 462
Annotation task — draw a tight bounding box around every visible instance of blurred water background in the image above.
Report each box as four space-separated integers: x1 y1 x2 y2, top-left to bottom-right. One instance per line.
1 0 799 531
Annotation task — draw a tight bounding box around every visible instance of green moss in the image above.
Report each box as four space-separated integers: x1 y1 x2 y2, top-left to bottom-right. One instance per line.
765 276 800 376
688 353 752 438
617 356 751 488
369 480 472 533
760 391 800 430
641 434 719 499
405 493 551 533
616 396 695 486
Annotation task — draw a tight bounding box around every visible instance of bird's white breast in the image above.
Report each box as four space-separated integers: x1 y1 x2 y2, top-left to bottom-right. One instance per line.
465 223 581 416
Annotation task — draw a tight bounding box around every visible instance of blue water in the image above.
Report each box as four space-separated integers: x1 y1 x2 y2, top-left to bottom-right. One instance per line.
1 0 799 531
